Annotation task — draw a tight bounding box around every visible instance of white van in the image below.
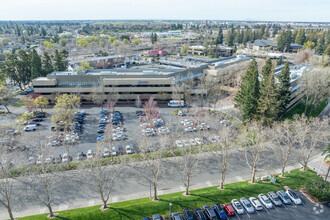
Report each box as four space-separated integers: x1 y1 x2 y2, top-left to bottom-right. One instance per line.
168 100 184 107
24 124 37 132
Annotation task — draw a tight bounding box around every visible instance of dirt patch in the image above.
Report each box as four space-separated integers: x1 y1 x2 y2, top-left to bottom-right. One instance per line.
99 205 110 211
47 213 59 219
182 192 190 196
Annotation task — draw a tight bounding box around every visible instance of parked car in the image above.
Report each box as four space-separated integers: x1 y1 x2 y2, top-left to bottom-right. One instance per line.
176 140 183 148
195 138 202 145
28 157 35 165
171 212 182 220
184 127 197 132
5 129 19 135
103 148 110 158
62 153 72 163
190 139 198 146
32 117 43 122
126 145 133 154
142 217 150 220
222 203 235 216
268 191 283 206
240 197 254 213
54 155 62 163
258 194 273 209
48 140 61 147
277 190 292 204
77 152 86 160
152 214 161 220
182 208 194 220
249 197 263 211
24 124 37 132
286 189 302 205
194 208 207 220
28 121 41 126
45 157 55 164
213 203 227 219
87 150 93 159
199 123 210 130
182 140 191 147
231 199 244 214
35 112 46 118
202 205 217 220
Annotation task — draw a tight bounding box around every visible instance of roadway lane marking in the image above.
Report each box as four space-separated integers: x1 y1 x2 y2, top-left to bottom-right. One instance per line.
88 200 95 206
235 176 244 182
206 181 212 187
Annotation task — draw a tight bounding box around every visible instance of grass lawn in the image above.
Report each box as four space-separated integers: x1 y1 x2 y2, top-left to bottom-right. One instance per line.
284 99 328 119
20 169 321 220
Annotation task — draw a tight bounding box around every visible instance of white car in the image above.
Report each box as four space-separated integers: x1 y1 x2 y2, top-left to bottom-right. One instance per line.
104 148 110 157
199 123 210 130
28 157 35 165
126 145 133 154
176 140 183 148
87 150 93 159
184 127 197 132
182 140 191 147
240 197 254 213
180 119 190 125
24 124 37 132
286 189 302 205
189 139 197 146
178 111 184 116
231 199 244 214
158 126 170 134
48 140 61 147
258 194 273 209
249 197 263 211
195 138 202 145
36 155 43 165
62 153 71 162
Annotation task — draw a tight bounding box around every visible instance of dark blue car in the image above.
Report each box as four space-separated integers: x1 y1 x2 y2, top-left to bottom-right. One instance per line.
214 203 227 219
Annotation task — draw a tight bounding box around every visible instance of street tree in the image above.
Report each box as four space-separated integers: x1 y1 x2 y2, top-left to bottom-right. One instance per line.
272 120 299 177
295 115 329 171
321 144 330 181
89 83 107 110
24 132 61 218
33 95 49 112
0 85 13 113
244 121 269 183
82 141 122 210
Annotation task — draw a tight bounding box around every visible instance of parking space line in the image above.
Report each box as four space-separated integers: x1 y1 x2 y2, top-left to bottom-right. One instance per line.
234 210 241 220
260 203 270 213
282 203 288 209
255 210 260 215
273 205 280 212
243 209 251 218
291 202 297 207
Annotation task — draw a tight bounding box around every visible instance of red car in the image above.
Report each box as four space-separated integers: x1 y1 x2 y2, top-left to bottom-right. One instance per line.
223 203 235 216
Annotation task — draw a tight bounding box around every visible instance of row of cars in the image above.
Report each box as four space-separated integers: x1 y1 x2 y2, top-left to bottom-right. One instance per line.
144 189 302 220
24 112 46 132
180 119 210 133
137 110 170 136
97 110 127 141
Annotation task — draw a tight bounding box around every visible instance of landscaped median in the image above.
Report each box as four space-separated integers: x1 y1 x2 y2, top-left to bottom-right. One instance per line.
20 169 325 220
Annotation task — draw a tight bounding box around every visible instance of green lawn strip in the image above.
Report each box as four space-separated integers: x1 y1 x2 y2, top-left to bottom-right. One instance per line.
19 169 320 220
284 99 328 119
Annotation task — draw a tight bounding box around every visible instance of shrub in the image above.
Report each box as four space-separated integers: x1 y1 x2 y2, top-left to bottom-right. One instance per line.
306 178 330 201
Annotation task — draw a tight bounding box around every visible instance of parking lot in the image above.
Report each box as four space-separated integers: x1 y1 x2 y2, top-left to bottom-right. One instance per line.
166 191 329 220
2 106 226 165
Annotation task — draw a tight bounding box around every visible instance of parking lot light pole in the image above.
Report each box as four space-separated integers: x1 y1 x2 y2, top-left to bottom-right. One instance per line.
169 202 172 219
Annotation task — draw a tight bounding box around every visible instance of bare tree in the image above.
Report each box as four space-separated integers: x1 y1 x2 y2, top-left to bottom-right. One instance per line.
24 131 60 218
130 137 165 201
295 115 329 171
300 68 329 115
175 145 201 195
82 141 122 210
0 148 15 220
214 126 237 189
135 95 142 108
272 120 299 177
90 81 107 110
244 122 269 183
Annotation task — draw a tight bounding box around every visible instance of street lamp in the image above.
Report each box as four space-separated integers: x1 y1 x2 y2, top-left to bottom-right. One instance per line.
169 202 173 219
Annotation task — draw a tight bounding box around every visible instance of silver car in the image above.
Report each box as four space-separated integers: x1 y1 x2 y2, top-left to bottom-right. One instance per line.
240 197 254 213
231 199 244 214
268 191 283 206
277 190 291 204
249 197 263 211
258 194 273 209
286 189 302 205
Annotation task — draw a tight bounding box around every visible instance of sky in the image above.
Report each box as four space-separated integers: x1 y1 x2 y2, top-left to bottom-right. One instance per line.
0 0 329 22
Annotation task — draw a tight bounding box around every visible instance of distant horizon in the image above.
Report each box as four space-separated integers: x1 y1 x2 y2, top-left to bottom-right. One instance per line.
1 0 329 22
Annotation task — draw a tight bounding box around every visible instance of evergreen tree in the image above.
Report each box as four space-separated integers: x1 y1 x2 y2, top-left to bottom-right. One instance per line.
277 62 291 118
215 26 223 45
41 27 47 37
295 29 306 45
277 30 292 52
272 27 278 37
42 52 53 76
30 49 42 79
234 28 241 43
54 49 68 71
315 34 326 54
257 58 278 126
225 29 234 46
234 58 260 122
264 27 270 38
